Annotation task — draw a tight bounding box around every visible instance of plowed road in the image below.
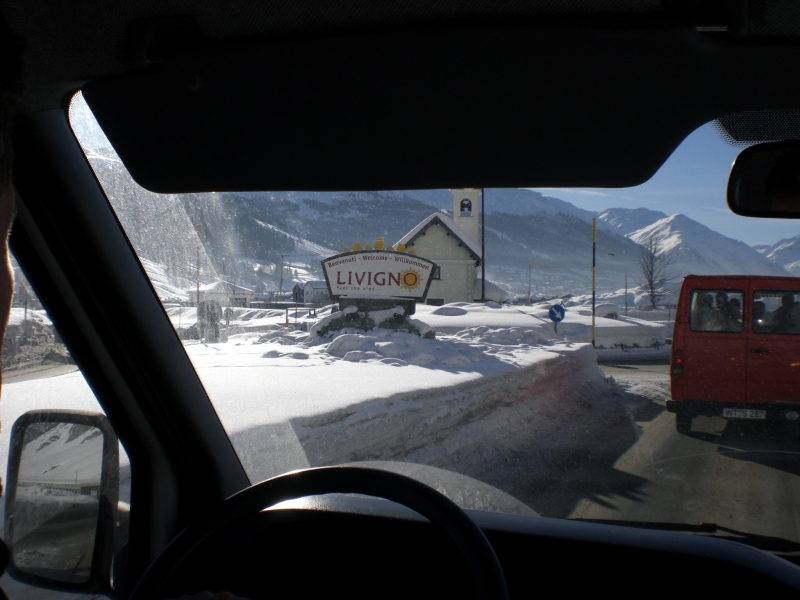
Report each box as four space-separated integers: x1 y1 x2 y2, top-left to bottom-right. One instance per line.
555 362 800 546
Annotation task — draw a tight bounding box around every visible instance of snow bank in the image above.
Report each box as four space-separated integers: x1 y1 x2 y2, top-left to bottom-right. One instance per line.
166 299 665 350
182 323 611 484
0 319 615 517
291 343 610 479
7 308 51 328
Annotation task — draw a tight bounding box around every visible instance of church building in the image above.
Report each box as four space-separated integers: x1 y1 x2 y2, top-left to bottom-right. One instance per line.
395 189 484 305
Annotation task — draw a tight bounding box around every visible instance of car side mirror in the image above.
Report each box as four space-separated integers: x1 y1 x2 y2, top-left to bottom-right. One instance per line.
728 141 800 218
4 410 119 595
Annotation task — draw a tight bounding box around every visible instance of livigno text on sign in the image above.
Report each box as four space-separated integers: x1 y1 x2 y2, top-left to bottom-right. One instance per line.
321 250 437 302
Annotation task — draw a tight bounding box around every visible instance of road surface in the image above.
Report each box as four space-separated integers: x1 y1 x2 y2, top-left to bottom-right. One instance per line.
501 360 800 548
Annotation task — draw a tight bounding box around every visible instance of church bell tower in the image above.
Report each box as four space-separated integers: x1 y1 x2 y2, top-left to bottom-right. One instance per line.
450 188 481 244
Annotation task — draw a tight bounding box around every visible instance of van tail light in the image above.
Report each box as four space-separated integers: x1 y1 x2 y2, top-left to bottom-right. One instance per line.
672 351 684 376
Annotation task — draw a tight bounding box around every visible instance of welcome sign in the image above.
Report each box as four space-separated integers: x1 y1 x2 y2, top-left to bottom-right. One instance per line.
322 250 437 300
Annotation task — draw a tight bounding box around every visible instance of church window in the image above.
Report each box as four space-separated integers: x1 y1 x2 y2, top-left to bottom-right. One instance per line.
460 199 472 216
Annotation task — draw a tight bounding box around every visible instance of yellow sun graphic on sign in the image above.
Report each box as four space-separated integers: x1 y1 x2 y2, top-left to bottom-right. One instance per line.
399 268 421 291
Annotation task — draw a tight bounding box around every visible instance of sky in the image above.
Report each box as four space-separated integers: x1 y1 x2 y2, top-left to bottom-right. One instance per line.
532 123 799 247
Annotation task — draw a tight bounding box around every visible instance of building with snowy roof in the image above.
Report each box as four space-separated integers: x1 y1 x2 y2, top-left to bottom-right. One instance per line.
292 283 304 303
187 280 254 307
303 280 331 306
395 189 490 305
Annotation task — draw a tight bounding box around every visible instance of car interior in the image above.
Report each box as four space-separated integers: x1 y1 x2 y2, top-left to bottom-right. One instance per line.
4 1 800 598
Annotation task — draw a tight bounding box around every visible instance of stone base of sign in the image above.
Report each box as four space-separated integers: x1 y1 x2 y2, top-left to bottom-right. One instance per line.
339 298 416 316
313 303 434 339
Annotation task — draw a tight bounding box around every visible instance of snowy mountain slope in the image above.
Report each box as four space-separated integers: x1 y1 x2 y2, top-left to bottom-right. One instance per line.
80 134 791 299
628 214 791 277
483 188 597 221
140 258 192 302
753 235 800 274
481 211 643 296
251 219 335 256
598 207 668 236
243 188 597 221
18 423 103 486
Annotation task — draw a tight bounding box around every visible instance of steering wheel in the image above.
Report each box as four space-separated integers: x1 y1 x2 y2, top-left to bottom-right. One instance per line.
129 466 509 600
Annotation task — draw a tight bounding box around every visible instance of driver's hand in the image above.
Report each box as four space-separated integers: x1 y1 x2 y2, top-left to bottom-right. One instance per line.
170 594 250 600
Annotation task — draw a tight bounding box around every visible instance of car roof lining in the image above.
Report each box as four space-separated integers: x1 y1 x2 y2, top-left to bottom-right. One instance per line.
5 1 671 113
6 2 800 191
80 21 800 192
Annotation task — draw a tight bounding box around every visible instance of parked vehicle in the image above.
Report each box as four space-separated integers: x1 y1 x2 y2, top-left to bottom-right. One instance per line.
668 275 800 433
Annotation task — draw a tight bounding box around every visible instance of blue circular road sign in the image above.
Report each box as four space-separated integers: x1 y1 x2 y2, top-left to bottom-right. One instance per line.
549 305 566 323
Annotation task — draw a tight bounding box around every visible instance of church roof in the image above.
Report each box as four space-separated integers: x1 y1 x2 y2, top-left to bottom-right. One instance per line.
304 280 329 289
395 212 482 262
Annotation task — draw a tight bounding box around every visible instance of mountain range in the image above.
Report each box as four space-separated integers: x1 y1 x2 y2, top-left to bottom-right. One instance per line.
81 149 795 300
754 236 800 275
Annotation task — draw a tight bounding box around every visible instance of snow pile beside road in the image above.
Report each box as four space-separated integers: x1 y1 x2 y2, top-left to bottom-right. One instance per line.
415 302 664 348
325 329 481 366
192 323 611 483
452 326 549 346
0 320 614 515
7 308 51 328
166 300 664 350
292 342 610 479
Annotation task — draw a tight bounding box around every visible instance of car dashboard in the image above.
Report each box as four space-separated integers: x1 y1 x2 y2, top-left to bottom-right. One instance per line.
160 497 800 598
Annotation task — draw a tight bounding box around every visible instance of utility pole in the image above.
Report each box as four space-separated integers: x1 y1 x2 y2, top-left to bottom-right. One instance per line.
592 219 597 347
526 258 532 306
195 224 202 339
278 252 285 298
481 188 486 303
625 274 628 315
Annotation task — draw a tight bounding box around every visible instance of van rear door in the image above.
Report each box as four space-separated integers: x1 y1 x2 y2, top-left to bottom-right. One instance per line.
683 281 748 404
747 280 800 404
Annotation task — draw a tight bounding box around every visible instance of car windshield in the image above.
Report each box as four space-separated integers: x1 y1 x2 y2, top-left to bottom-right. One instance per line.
68 92 800 553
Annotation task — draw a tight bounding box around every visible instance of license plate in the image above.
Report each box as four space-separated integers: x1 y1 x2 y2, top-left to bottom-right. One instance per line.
722 408 766 420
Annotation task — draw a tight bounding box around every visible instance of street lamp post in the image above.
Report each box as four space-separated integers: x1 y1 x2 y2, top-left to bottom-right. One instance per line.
481 188 486 303
592 219 597 347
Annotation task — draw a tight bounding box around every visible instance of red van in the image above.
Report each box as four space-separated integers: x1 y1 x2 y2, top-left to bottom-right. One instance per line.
668 275 800 433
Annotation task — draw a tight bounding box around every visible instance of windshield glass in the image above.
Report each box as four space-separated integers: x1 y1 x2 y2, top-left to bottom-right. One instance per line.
68 92 800 551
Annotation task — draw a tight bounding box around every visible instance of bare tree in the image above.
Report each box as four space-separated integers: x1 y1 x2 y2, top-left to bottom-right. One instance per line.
635 234 676 310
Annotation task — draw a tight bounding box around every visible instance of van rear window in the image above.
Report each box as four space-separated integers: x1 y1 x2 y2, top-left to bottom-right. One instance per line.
753 291 800 335
690 289 743 333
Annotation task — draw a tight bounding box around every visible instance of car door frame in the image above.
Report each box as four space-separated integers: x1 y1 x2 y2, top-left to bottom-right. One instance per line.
11 107 251 592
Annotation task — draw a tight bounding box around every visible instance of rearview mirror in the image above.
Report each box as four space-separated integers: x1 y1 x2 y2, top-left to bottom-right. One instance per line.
727 141 800 218
4 410 119 594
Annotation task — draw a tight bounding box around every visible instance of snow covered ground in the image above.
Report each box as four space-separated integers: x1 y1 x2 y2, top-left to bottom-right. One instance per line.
0 305 621 489
176 322 608 483
164 300 667 350
0 300 641 599
0 299 668 534
415 302 666 349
